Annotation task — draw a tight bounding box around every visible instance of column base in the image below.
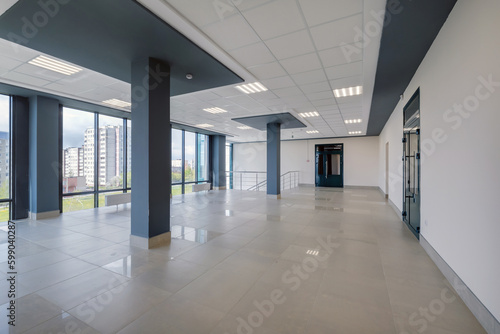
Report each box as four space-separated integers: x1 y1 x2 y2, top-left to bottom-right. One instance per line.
130 232 171 249
213 186 226 190
29 210 60 220
267 194 281 200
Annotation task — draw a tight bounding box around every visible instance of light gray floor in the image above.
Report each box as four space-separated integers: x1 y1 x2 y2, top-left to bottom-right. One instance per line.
0 187 486 333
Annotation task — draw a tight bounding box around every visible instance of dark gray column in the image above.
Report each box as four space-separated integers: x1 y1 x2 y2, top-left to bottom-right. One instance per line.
131 57 171 249
12 96 30 219
211 135 226 190
28 96 60 219
267 123 281 197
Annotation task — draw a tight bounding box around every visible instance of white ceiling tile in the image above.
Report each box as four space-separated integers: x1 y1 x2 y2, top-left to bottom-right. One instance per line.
337 95 363 106
310 14 363 50
291 69 327 85
232 0 274 12
325 61 363 80
14 63 68 82
1 71 51 87
265 30 316 60
195 91 222 101
203 14 260 50
299 81 331 94
280 52 322 75
312 98 336 107
242 0 306 40
329 75 363 90
0 55 23 71
307 91 334 101
78 86 130 101
229 42 276 68
298 0 363 27
318 44 362 68
166 0 231 27
261 75 295 90
247 62 286 80
273 86 304 98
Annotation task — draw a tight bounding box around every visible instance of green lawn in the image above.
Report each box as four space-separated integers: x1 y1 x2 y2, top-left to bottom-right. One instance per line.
0 207 9 222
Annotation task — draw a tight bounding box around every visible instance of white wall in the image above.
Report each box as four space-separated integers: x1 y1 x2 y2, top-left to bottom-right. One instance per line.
379 0 500 321
233 136 379 187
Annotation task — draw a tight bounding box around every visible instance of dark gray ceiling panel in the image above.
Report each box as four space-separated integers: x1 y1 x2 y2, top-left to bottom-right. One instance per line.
0 0 243 96
367 0 457 135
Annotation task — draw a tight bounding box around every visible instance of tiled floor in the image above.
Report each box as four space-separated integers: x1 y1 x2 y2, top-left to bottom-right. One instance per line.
0 187 486 333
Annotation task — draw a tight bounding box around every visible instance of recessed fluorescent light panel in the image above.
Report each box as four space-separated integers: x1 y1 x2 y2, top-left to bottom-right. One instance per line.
29 55 82 75
237 126 252 130
102 99 131 108
203 107 227 114
299 111 319 118
344 119 362 124
196 124 214 128
235 82 268 94
349 131 362 135
334 86 363 98
306 130 319 134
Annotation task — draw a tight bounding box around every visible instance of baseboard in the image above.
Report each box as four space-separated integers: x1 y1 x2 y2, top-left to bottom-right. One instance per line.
29 210 60 220
344 185 380 190
130 232 171 249
420 235 499 334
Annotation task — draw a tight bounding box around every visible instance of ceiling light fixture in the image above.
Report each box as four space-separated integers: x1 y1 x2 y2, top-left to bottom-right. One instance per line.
334 86 363 98
203 107 227 114
196 124 214 128
344 119 363 124
237 126 252 130
349 131 362 135
235 82 268 94
102 99 132 108
306 130 319 134
299 111 319 118
28 55 82 75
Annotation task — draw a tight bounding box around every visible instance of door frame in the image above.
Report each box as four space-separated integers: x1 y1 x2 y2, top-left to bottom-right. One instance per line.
315 143 344 188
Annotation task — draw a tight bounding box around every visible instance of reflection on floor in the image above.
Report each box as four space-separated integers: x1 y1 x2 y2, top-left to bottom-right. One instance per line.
0 187 486 333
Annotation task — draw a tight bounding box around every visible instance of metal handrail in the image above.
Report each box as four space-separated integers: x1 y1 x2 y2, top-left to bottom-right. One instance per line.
225 171 300 192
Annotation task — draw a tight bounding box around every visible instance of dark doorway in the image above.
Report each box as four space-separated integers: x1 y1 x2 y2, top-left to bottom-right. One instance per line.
315 144 343 188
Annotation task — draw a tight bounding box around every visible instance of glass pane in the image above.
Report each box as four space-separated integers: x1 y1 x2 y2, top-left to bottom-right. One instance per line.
98 191 125 207
172 129 182 184
127 119 132 189
197 134 209 181
0 95 9 200
172 184 182 197
328 154 340 176
98 115 124 190
62 194 95 213
184 131 196 182
62 108 94 193
0 203 9 222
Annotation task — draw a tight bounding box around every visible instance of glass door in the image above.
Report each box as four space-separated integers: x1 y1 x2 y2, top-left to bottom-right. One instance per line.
315 144 343 188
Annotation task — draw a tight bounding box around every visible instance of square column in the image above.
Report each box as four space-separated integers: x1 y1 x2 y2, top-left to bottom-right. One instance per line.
210 135 226 190
131 57 171 249
267 123 281 198
29 96 60 219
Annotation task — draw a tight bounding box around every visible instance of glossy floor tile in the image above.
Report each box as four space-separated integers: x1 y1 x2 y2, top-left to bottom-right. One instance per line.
0 187 487 333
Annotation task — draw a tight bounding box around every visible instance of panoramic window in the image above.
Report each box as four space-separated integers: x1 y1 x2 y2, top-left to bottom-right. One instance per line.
98 114 124 190
62 107 129 212
184 131 196 184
